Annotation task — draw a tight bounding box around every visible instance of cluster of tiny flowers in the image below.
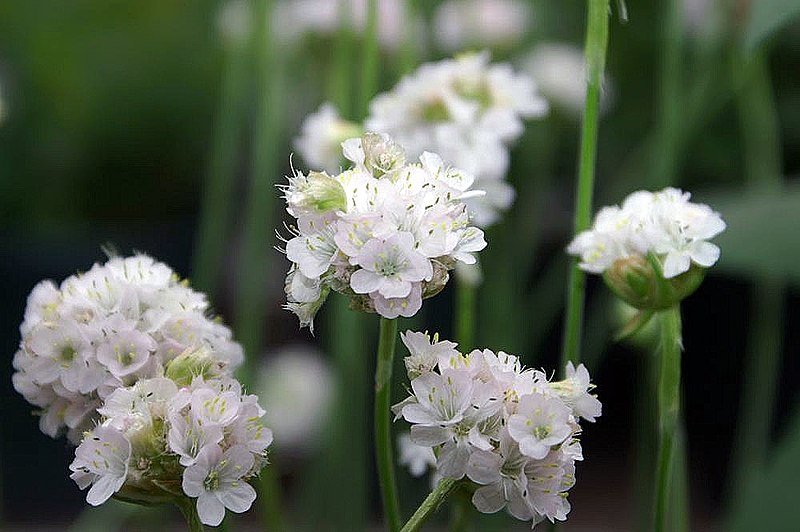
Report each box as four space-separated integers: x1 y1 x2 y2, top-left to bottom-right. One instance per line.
433 0 533 53
567 187 726 279
393 331 601 527
281 132 487 329
70 375 272 526
12 254 244 442
365 51 548 227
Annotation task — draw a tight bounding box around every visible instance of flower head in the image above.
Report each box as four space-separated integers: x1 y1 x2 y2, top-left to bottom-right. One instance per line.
365 52 548 227
69 376 271 526
567 188 725 309
13 254 243 442
281 133 486 327
394 330 600 527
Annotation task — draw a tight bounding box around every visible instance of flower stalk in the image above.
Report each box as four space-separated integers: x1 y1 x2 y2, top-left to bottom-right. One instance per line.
654 305 682 532
561 0 611 373
400 478 461 532
376 317 401 531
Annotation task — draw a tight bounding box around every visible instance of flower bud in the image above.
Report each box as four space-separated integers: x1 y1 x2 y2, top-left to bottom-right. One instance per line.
165 348 220 387
602 254 705 310
286 171 347 215
361 132 406 177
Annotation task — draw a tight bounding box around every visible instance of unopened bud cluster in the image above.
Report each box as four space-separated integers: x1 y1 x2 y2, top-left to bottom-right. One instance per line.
393 331 601 527
281 132 487 328
567 188 725 309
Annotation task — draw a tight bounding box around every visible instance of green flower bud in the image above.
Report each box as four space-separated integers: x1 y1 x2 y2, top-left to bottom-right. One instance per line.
165 348 220 387
297 171 348 214
602 254 705 311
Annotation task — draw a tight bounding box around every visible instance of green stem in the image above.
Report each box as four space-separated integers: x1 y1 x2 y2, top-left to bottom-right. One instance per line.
401 478 461 532
375 317 401 532
190 29 250 296
650 0 684 189
455 277 476 350
176 498 205 532
359 0 380 119
560 0 610 375
234 0 283 529
654 305 682 532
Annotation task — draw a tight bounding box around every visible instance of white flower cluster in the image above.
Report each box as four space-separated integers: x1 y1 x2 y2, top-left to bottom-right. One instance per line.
365 51 548 226
434 0 533 53
567 187 726 279
281 132 487 328
393 331 601 527
12 254 244 443
70 376 272 526
272 0 418 51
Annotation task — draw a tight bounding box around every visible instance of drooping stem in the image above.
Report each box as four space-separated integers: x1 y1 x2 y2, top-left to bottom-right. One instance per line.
401 478 461 532
176 498 205 532
376 317 401 531
560 0 611 375
654 305 682 532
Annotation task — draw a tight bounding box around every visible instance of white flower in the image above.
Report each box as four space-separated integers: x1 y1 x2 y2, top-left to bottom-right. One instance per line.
434 0 532 53
272 0 420 51
467 430 535 521
294 103 362 173
508 393 573 459
401 330 459 378
398 432 436 477
522 42 614 117
13 254 243 442
394 331 600 527
550 362 602 422
365 52 547 227
182 444 257 526
69 425 131 506
567 187 726 280
281 132 486 325
351 233 433 298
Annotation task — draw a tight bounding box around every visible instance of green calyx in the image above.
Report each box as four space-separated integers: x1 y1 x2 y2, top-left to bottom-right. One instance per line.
301 171 347 213
603 253 705 311
165 348 218 387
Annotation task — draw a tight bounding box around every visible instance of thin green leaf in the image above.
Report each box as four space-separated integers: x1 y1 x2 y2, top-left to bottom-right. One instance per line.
702 186 800 283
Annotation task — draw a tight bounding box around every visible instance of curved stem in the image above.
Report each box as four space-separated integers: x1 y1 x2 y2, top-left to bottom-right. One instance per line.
654 305 682 532
401 478 461 532
560 0 611 375
375 317 401 531
176 498 205 532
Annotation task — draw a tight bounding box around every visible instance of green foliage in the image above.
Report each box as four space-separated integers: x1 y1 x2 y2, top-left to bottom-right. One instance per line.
728 405 800 531
705 186 800 283
745 0 800 51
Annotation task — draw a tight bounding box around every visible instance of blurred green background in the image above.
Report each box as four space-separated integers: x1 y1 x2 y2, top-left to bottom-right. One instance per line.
1 0 800 530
